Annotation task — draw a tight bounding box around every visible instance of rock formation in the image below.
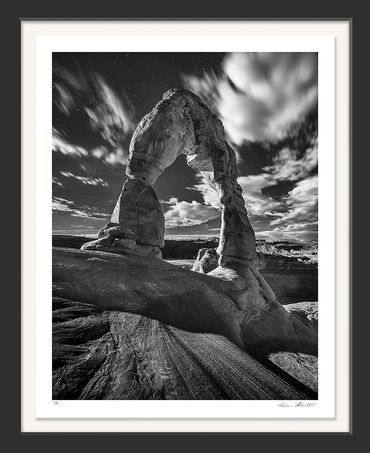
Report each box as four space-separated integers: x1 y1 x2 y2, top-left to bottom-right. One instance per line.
82 179 164 259
82 89 255 266
53 89 318 398
54 247 317 356
192 248 219 274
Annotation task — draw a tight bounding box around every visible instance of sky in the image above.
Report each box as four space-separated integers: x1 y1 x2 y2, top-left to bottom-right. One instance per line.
52 52 318 242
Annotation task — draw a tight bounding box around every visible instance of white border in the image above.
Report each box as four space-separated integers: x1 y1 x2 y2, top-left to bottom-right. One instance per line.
22 21 350 432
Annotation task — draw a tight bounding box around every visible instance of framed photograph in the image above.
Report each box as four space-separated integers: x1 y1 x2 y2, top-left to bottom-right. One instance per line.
20 19 351 433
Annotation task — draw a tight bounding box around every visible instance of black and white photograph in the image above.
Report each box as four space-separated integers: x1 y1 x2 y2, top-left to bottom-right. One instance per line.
51 51 320 401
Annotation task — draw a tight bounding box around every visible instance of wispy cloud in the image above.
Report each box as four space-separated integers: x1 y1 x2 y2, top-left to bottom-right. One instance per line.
256 228 317 243
52 196 110 220
267 140 318 182
52 176 65 188
59 171 109 187
184 52 317 145
53 63 136 166
53 128 131 167
188 176 221 210
270 176 318 228
83 74 135 146
52 128 89 158
90 145 130 166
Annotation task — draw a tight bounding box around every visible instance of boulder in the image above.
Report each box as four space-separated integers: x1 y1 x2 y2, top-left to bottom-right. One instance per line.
192 248 219 274
81 235 137 255
284 301 318 332
97 222 119 238
98 225 136 239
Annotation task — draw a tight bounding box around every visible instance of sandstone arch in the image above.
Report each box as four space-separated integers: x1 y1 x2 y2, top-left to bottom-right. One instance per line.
83 89 255 268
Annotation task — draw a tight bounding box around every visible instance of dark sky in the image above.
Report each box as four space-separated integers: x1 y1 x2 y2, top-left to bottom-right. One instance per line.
52 52 318 242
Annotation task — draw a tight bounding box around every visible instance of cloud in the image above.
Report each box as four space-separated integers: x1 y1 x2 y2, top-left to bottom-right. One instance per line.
53 63 136 165
188 176 221 209
163 197 220 228
52 196 110 220
237 174 282 217
53 82 76 115
270 176 318 228
267 140 318 181
184 52 317 145
52 128 89 158
52 176 65 188
286 175 318 203
52 129 131 167
90 146 130 166
59 171 109 187
53 65 135 136
83 75 135 146
256 228 317 243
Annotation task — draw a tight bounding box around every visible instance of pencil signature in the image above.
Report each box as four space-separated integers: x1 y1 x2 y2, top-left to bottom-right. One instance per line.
278 402 317 407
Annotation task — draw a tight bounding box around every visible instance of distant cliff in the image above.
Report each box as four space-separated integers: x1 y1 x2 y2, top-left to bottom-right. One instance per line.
52 235 219 259
256 253 317 304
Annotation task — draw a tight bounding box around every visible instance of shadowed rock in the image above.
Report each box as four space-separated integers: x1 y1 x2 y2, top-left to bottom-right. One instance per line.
53 247 317 358
53 303 316 400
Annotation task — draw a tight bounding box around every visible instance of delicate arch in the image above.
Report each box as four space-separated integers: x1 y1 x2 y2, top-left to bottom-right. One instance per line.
84 89 256 268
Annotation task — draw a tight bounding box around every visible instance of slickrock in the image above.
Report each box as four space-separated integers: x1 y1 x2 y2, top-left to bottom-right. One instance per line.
52 296 317 399
53 247 318 357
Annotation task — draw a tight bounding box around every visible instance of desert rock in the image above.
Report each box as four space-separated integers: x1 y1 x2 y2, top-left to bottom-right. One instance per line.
127 88 256 267
84 89 256 265
53 297 317 399
192 248 219 274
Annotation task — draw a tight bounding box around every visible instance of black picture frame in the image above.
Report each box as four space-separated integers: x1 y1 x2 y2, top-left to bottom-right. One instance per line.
7 0 363 446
